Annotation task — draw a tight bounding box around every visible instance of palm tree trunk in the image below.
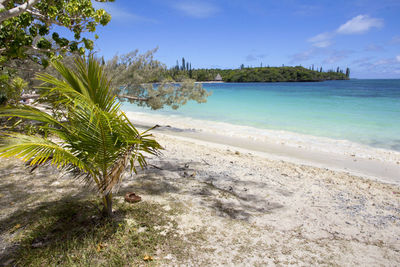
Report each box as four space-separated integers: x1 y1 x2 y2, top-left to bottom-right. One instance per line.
102 192 113 217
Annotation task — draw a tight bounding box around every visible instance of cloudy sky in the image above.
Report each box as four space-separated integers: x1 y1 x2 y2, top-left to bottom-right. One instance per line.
92 0 400 78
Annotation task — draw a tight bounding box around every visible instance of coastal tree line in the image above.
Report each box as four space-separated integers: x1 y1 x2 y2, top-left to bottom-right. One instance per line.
166 57 350 82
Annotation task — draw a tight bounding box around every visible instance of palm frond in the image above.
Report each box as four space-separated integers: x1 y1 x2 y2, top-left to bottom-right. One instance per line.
0 105 64 128
0 133 90 173
0 55 162 216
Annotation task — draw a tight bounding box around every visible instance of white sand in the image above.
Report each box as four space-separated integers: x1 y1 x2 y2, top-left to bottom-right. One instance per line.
119 132 400 265
1 110 399 265
126 111 400 185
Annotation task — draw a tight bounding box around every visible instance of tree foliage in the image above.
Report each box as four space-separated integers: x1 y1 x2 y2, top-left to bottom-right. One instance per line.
0 0 113 66
0 56 161 216
0 0 114 105
167 66 350 82
0 74 27 105
104 49 210 110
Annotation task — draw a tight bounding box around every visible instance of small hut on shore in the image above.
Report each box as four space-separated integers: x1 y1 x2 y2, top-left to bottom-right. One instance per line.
215 73 223 81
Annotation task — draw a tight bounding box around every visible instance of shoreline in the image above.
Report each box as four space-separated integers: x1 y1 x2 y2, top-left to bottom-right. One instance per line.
126 111 400 185
1 109 399 265
195 81 225 84
154 132 400 185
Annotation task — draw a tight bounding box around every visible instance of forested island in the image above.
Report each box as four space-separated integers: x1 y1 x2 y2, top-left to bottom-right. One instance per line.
165 58 350 82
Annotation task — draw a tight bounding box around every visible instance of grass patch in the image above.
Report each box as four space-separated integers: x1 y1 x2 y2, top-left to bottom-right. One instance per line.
2 196 181 266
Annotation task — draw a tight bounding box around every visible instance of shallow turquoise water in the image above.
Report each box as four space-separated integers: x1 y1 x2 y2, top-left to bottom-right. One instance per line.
122 80 400 151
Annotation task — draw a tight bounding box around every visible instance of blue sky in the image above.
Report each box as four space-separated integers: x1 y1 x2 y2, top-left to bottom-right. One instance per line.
90 0 400 78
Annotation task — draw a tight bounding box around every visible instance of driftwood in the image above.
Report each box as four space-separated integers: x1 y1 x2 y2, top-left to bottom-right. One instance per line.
119 95 149 102
20 94 40 100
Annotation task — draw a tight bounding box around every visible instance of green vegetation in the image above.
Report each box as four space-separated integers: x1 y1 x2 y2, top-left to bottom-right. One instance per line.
0 56 161 217
0 0 112 65
0 0 113 105
216 66 347 82
104 50 210 110
0 2 208 219
2 195 181 266
167 59 350 82
0 75 27 105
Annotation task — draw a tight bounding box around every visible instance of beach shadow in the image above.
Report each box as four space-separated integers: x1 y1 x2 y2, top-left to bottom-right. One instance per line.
124 157 285 222
131 175 181 195
0 155 287 265
0 160 101 265
120 159 197 195
0 195 126 266
205 183 284 221
0 160 175 266
0 160 88 213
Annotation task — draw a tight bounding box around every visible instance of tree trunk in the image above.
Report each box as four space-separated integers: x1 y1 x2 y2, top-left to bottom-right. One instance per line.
102 193 113 217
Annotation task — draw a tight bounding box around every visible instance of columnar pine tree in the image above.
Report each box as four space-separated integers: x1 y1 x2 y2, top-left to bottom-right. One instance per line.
346 67 350 78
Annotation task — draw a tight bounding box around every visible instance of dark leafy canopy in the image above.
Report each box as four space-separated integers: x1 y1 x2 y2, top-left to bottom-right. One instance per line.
105 49 211 110
0 74 27 105
0 0 113 67
166 59 350 82
0 56 162 216
169 66 349 82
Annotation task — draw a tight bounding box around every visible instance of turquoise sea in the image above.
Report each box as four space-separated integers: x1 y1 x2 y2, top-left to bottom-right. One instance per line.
122 80 400 151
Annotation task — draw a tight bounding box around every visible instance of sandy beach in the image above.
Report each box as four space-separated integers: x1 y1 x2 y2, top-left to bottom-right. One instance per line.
143 132 400 266
126 111 400 185
1 128 399 266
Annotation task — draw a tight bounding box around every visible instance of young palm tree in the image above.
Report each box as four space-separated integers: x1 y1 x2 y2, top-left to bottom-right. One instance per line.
0 56 161 217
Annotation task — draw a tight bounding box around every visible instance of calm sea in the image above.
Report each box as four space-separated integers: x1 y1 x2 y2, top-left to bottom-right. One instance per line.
122 80 400 151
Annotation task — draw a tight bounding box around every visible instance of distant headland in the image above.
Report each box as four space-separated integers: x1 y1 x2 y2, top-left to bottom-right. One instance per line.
167 58 350 82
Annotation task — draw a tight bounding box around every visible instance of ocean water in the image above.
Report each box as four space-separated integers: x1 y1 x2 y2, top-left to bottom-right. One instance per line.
122 80 400 151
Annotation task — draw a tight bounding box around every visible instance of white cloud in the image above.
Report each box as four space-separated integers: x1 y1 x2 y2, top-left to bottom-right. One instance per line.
352 57 374 67
389 36 400 45
336 15 383 34
322 50 353 64
308 32 331 43
372 56 400 66
312 41 332 48
323 53 348 64
92 3 156 23
246 53 266 62
353 55 400 78
373 58 394 66
307 15 383 49
323 56 341 64
173 1 218 18
110 7 157 22
308 32 333 48
293 4 321 16
289 48 352 65
364 44 384 52
290 48 320 63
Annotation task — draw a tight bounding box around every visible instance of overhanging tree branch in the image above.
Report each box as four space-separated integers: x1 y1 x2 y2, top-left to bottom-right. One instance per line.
0 0 12 9
0 0 40 23
119 95 149 102
26 9 63 26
